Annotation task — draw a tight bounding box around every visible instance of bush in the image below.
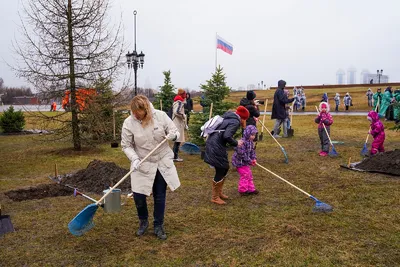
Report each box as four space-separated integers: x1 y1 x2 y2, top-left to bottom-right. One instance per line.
0 106 25 133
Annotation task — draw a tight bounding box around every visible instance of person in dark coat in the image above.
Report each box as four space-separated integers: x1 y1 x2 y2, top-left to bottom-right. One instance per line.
239 90 260 128
271 80 295 138
204 106 249 205
184 92 194 124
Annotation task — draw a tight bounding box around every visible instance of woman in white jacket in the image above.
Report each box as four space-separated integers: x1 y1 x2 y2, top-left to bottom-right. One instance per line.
121 95 180 240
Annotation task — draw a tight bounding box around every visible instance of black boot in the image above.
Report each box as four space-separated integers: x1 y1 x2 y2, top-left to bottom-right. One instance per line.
154 225 167 240
136 219 148 236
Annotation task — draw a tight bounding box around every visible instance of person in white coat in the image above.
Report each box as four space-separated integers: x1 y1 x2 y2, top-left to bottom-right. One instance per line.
121 95 181 240
172 88 187 162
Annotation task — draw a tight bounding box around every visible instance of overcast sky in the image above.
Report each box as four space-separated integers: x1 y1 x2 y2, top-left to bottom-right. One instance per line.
1 0 399 91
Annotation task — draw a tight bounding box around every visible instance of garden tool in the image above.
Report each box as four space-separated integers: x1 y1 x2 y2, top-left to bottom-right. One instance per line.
257 120 289 164
287 101 294 137
256 163 333 212
258 99 268 141
0 205 15 236
111 109 119 148
68 138 168 236
315 106 338 157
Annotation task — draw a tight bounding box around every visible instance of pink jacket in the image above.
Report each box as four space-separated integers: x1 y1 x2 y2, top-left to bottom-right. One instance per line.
315 111 333 129
368 111 385 141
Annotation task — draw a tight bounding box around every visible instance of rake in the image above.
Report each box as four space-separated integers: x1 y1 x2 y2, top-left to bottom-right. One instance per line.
315 106 338 157
68 138 168 236
257 120 289 164
361 101 380 156
258 99 268 141
256 163 333 212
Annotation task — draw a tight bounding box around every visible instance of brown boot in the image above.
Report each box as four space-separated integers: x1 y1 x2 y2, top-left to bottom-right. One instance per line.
211 181 226 205
219 179 229 200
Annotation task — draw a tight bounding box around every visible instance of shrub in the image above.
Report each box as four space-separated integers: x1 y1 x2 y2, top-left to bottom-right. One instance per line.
0 106 26 133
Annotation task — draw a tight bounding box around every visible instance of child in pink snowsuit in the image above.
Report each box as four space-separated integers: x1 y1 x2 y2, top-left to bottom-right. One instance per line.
315 102 333 156
231 125 258 195
367 110 385 155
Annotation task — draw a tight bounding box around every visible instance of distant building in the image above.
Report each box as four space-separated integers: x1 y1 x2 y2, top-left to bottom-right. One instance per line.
347 67 357 84
336 69 346 84
360 69 370 84
11 96 39 105
247 84 256 91
367 74 389 84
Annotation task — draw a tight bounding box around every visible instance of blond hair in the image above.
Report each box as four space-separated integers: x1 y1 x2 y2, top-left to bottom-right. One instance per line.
130 95 153 127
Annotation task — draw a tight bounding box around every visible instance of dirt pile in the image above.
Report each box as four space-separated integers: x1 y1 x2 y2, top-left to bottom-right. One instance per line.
5 184 73 201
60 160 130 193
355 150 400 176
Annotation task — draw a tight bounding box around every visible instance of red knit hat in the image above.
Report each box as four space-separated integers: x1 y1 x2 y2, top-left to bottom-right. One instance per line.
235 106 250 120
177 88 186 98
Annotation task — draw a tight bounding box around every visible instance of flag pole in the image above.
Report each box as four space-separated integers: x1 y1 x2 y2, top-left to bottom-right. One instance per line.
215 33 218 70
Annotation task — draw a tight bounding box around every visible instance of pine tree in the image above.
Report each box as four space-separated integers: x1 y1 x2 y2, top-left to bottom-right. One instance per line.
188 66 236 146
200 66 232 111
153 70 176 112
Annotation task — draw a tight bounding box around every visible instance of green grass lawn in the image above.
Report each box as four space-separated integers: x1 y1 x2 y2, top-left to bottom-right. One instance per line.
0 114 399 266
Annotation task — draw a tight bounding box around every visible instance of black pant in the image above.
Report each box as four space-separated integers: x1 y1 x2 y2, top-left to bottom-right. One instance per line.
345 105 349 111
335 105 339 112
133 170 167 227
173 142 181 159
213 167 229 183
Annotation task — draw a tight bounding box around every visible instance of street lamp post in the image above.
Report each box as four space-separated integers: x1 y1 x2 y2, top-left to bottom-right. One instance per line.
377 69 383 84
126 10 145 96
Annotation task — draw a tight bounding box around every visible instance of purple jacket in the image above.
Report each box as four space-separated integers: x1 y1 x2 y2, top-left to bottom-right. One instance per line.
232 125 257 167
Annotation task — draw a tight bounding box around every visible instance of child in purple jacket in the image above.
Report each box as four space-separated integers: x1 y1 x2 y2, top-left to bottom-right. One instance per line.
315 102 334 156
232 125 258 195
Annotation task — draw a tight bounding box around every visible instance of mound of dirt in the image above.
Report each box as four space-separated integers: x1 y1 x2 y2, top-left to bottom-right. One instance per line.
355 150 400 176
60 160 130 193
5 184 73 201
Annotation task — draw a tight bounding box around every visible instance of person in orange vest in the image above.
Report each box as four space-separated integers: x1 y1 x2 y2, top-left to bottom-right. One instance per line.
52 102 57 112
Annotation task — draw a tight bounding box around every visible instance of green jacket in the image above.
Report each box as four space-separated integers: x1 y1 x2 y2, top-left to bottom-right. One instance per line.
393 91 400 120
378 90 393 118
373 92 382 110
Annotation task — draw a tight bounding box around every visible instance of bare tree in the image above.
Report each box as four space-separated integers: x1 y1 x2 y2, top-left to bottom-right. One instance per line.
13 0 124 150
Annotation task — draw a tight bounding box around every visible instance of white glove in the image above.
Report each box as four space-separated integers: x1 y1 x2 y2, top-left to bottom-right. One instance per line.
185 125 189 130
166 132 177 141
131 159 140 171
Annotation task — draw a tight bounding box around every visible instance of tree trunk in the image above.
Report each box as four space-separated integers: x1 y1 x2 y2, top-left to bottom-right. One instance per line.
67 0 81 150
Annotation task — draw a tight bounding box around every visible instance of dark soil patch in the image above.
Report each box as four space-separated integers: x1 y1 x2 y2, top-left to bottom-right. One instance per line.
355 150 400 176
5 184 73 201
60 159 130 194
5 160 130 201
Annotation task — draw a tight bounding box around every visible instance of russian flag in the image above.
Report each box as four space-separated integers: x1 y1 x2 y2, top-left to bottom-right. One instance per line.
216 35 233 55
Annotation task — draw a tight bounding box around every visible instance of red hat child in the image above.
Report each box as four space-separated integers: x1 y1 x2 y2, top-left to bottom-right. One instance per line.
235 106 250 120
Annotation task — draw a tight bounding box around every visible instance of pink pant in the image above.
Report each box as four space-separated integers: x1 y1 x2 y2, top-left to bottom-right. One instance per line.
371 139 385 155
371 132 385 155
237 166 256 193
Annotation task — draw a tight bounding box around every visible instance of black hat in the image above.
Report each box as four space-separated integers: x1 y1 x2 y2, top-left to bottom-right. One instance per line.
278 80 286 89
246 90 256 100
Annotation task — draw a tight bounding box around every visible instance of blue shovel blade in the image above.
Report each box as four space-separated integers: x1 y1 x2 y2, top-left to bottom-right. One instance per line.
329 146 338 157
180 142 201 155
68 203 99 236
360 143 369 156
